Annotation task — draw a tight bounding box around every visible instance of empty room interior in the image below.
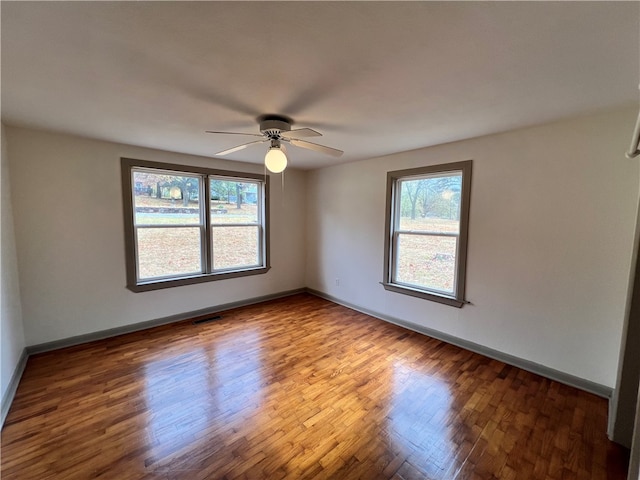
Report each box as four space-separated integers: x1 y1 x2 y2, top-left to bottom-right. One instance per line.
2 2 640 479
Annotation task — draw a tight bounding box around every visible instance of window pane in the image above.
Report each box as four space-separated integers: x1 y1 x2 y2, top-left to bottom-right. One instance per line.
212 226 259 270
210 179 259 225
137 227 202 280
398 173 462 233
395 234 457 294
133 171 201 225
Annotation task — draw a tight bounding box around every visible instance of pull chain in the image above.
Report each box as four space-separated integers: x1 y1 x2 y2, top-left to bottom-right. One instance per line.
281 170 285 208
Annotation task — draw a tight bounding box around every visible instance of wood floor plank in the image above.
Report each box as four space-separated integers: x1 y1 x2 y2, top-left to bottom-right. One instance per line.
1 293 629 479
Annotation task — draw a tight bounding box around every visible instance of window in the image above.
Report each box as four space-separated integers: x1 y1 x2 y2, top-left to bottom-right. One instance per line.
121 158 269 292
383 161 472 307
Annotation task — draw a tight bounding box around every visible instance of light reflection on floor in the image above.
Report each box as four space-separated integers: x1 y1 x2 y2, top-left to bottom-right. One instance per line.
387 361 456 475
142 328 263 467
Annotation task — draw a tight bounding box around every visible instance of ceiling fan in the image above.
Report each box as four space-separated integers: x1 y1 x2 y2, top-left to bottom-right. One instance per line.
206 114 343 173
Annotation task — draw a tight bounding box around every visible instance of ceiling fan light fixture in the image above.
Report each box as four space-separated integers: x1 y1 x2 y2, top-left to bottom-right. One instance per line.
265 145 287 173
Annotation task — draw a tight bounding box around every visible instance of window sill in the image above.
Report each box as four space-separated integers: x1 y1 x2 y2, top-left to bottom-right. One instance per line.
127 266 270 292
381 282 465 308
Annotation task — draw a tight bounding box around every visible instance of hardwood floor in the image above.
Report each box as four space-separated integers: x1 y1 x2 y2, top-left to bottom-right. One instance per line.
1 293 629 479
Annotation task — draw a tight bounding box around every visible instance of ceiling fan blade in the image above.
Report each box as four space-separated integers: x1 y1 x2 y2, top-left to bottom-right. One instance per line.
216 139 267 156
206 130 264 138
289 139 344 157
280 128 322 140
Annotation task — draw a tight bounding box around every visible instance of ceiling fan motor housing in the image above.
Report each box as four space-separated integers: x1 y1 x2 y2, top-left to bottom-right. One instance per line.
260 118 291 138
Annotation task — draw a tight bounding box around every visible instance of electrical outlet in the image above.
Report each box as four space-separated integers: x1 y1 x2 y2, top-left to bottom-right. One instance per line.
335 278 340 287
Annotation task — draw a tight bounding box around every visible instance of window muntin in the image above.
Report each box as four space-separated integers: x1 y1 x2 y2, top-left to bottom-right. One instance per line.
122 158 269 292
383 161 471 307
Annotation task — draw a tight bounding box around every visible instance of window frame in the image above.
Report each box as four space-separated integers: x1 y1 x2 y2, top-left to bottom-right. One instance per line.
382 160 472 308
121 158 270 292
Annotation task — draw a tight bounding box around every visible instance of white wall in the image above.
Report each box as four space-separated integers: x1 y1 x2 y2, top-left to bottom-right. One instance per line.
6 127 307 346
6 108 638 390
306 108 639 388
1 123 26 401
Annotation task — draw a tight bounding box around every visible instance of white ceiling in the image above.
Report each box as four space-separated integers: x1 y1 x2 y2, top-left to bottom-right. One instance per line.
2 1 639 170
